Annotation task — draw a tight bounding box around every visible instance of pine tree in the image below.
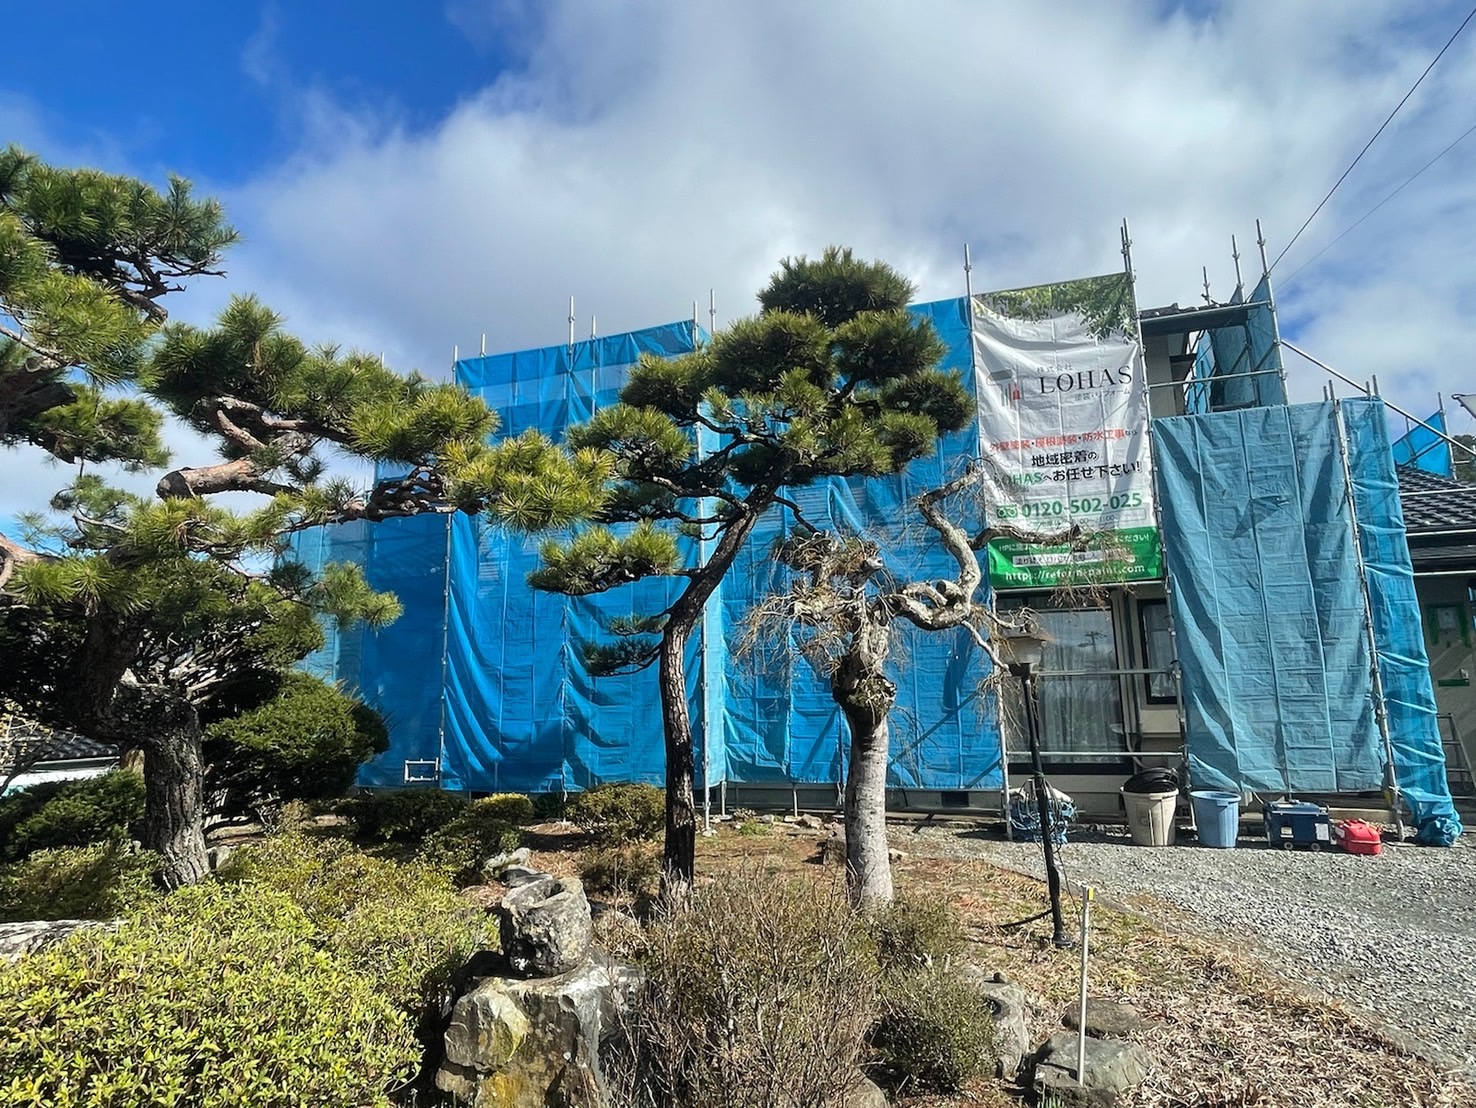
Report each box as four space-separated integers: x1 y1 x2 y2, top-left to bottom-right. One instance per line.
0 150 604 886
530 248 972 889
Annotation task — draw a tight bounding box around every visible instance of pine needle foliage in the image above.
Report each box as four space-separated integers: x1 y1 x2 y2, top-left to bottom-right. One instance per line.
532 246 970 888
1 149 604 887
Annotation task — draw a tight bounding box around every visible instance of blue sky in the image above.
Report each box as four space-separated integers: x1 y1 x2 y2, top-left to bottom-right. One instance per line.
5 1 1476 518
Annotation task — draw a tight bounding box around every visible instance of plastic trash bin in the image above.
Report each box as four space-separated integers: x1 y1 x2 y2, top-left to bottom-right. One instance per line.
1121 788 1178 846
1190 790 1240 849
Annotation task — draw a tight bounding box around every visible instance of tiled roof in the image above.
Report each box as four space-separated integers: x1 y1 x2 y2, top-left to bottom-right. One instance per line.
1397 466 1476 533
2 707 117 766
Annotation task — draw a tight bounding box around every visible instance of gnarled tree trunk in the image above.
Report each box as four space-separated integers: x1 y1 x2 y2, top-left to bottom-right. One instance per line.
141 701 210 889
833 625 898 906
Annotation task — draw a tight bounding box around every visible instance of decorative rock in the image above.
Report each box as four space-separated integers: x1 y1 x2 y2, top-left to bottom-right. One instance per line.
796 814 825 831
483 846 533 879
958 965 1029 1078
436 951 643 1107
496 875 593 978
0 919 115 964
499 864 543 887
1062 997 1147 1039
1032 1033 1150 1106
206 844 234 871
845 1074 888 1106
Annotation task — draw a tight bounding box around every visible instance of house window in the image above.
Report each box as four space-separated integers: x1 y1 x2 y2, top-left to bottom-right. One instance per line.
1139 600 1176 703
998 598 1125 763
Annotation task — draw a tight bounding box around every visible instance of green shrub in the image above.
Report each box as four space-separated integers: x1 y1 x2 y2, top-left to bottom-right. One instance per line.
217 835 482 1017
566 782 664 844
871 965 997 1092
419 804 525 886
0 882 420 1108
204 672 389 826
0 841 159 922
579 843 660 901
0 771 144 862
339 788 467 842
864 892 965 976
474 792 536 825
614 870 878 1108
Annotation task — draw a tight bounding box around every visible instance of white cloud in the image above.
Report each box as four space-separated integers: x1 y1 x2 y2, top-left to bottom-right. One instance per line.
9 0 1476 529
216 1 1476 419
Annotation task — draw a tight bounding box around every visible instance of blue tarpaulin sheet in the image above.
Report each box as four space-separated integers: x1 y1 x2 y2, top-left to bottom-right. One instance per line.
1186 277 1288 414
302 304 1003 795
1153 402 1384 794
1390 410 1454 479
1342 398 1463 840
1153 399 1461 837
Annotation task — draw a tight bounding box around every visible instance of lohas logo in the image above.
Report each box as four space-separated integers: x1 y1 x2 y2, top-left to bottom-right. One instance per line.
1037 363 1135 395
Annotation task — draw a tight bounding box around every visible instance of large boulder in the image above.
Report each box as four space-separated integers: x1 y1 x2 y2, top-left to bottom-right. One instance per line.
0 919 115 964
436 951 643 1108
496 875 593 978
1031 1033 1151 1107
845 1075 888 1106
1062 997 1147 1039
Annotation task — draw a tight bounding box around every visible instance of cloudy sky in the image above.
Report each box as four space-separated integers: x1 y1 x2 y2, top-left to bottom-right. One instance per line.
5 0 1476 519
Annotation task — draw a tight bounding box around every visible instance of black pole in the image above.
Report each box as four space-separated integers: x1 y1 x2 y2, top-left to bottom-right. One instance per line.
1021 669 1072 948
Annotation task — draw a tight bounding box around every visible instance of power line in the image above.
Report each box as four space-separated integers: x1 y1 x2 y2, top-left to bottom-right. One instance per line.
1281 116 1476 288
1268 3 1476 275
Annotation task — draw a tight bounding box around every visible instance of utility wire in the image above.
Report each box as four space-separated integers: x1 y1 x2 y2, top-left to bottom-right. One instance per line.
1281 116 1476 288
1268 3 1476 275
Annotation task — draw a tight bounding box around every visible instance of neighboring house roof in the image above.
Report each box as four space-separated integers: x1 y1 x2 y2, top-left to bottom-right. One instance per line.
2 703 116 783
1397 466 1476 573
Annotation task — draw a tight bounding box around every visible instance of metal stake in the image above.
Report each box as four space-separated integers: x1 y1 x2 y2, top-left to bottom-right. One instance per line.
1077 883 1095 1082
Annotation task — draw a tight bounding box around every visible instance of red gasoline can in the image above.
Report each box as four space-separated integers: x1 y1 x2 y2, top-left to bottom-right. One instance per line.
1335 819 1383 856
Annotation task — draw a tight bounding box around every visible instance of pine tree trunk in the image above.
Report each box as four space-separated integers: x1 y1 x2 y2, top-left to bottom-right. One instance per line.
839 695 895 906
658 625 697 895
142 702 210 890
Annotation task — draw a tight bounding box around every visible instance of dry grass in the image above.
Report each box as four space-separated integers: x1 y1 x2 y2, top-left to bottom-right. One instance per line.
516 818 1476 1108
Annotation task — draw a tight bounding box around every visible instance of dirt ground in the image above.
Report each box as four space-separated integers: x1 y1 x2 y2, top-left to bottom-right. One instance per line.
518 817 1476 1108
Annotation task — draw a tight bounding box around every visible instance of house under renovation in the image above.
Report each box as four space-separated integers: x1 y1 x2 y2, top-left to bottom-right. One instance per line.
298 243 1464 844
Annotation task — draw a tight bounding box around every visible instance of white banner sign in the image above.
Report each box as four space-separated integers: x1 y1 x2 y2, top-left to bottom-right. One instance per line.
971 273 1160 588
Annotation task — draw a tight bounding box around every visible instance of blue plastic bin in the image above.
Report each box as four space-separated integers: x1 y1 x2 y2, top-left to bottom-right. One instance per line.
1191 790 1240 849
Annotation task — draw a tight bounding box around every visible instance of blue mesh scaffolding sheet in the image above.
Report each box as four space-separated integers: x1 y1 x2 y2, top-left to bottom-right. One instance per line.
444 323 704 793
1152 402 1384 793
291 512 451 787
717 296 1000 790
334 300 1002 794
1341 397 1462 841
1186 276 1288 414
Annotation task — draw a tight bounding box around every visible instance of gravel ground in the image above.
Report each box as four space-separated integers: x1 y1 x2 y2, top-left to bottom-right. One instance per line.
905 822 1476 1075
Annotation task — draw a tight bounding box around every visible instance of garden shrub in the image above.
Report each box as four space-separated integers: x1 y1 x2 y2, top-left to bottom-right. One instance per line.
566 782 664 844
0 841 159 922
612 869 878 1108
864 892 965 975
871 965 997 1092
474 792 536 825
204 672 388 827
0 882 421 1108
0 770 144 862
418 803 525 886
579 843 660 901
339 788 467 843
217 834 482 1017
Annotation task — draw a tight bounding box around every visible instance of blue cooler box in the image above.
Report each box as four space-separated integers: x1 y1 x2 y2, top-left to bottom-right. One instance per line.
1262 800 1331 849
